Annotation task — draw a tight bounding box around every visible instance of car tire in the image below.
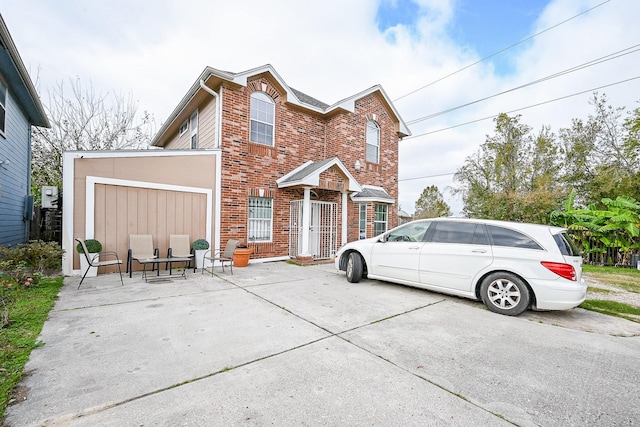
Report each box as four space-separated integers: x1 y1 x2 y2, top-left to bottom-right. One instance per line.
480 272 530 316
346 252 363 283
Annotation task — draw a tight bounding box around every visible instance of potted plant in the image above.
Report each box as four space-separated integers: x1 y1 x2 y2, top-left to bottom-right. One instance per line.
233 240 252 267
193 239 210 269
76 239 102 277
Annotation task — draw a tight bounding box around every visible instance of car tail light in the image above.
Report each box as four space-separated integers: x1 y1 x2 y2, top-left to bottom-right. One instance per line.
541 262 576 281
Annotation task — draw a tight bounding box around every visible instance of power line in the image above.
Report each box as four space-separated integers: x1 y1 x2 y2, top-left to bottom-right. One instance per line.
406 44 640 125
393 0 612 103
403 75 640 140
399 172 455 182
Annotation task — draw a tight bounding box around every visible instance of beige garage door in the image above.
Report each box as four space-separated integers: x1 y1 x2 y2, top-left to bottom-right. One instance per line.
93 184 208 272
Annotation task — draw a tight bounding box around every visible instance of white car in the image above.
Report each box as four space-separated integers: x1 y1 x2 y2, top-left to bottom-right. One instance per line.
335 218 586 316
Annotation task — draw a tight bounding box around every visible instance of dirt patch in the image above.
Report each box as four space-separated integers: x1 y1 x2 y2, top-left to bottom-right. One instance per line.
583 274 640 308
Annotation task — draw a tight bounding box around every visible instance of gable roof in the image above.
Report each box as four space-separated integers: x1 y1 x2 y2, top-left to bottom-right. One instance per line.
0 14 49 128
276 157 362 193
151 64 410 147
350 185 394 203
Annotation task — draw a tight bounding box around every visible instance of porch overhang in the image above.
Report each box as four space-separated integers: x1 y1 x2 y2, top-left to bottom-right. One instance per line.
276 157 362 193
350 185 394 204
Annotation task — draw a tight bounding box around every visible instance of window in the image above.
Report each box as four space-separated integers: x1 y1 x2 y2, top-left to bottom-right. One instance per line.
387 221 431 242
248 197 273 242
365 120 380 163
554 232 581 256
0 81 6 137
487 225 543 250
430 221 488 245
179 120 188 136
359 204 367 239
374 204 388 236
190 111 198 149
250 92 274 146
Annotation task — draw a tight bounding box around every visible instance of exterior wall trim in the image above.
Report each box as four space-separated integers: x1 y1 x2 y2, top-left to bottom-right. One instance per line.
84 175 213 240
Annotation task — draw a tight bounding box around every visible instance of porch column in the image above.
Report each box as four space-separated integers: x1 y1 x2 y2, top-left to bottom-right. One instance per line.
300 187 312 256
341 191 348 246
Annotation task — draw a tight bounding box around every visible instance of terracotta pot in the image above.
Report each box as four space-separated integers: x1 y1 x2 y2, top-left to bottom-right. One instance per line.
233 248 252 267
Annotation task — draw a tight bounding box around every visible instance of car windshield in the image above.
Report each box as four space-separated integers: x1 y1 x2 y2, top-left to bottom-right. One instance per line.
386 221 431 242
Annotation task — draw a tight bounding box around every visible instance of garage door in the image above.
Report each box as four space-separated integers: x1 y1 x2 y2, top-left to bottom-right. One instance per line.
93 184 208 272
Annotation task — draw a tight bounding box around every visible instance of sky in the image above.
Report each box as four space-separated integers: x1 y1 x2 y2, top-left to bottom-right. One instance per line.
3 0 640 216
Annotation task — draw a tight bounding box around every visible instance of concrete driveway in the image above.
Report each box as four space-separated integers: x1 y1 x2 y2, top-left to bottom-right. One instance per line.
5 262 640 426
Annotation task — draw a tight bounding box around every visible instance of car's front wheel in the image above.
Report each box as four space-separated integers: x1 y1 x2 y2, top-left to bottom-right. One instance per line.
345 252 363 283
480 272 530 316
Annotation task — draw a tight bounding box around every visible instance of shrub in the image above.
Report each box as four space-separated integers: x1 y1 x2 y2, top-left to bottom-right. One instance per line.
192 239 209 250
76 239 102 254
0 241 62 328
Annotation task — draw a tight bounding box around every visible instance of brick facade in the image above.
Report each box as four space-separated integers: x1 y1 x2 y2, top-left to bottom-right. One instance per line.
158 66 406 261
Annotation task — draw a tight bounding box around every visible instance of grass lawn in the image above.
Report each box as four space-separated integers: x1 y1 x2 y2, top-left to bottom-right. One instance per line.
582 265 640 293
0 277 64 420
582 265 640 322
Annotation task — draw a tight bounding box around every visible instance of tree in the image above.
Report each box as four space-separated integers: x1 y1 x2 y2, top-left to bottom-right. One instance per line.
559 93 640 206
453 113 565 223
414 185 451 219
31 78 155 193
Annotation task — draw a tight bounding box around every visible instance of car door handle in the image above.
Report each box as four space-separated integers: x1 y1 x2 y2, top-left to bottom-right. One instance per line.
472 249 487 253
409 246 421 250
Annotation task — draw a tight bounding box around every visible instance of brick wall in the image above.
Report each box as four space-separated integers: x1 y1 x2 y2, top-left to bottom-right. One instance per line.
206 76 399 258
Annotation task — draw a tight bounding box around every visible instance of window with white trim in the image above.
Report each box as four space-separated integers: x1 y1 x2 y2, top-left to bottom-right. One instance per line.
250 92 274 146
179 120 188 136
190 111 198 149
374 204 388 236
0 81 6 137
359 204 367 239
248 196 273 242
366 120 380 163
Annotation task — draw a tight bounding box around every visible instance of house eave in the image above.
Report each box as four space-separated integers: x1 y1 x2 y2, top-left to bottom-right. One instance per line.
0 14 49 128
151 64 411 147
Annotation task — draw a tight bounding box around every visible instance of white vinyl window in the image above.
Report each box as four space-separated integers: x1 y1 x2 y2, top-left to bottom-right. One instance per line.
359 204 367 239
0 81 6 137
366 120 380 163
179 120 188 136
250 92 274 146
190 111 198 149
248 196 273 242
374 204 388 236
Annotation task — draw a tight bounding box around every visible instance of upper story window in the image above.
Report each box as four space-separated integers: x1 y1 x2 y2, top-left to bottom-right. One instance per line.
190 111 198 149
0 81 7 137
366 120 380 163
250 92 274 146
179 120 188 136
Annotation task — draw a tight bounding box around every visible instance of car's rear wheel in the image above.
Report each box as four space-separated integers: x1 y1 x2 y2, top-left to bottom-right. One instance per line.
346 252 363 283
480 272 530 316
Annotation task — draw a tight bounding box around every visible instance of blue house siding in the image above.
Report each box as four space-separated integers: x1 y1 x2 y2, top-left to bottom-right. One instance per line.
0 89 31 246
0 14 49 247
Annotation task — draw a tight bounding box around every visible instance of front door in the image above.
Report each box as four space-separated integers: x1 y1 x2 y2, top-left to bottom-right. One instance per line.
289 200 338 259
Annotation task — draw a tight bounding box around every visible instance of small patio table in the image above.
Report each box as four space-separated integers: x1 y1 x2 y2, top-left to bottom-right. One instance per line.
137 257 192 282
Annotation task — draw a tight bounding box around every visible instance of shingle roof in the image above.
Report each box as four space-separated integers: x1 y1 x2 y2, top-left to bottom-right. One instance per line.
289 87 330 110
351 186 394 203
278 158 335 184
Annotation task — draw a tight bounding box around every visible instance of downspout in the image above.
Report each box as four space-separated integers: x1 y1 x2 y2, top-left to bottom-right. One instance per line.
199 79 223 258
199 79 221 148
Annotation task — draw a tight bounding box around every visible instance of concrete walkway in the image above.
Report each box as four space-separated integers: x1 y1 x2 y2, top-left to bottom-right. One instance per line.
5 262 640 426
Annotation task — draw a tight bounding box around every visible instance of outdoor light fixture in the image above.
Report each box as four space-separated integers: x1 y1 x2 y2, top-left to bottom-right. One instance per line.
354 160 361 172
